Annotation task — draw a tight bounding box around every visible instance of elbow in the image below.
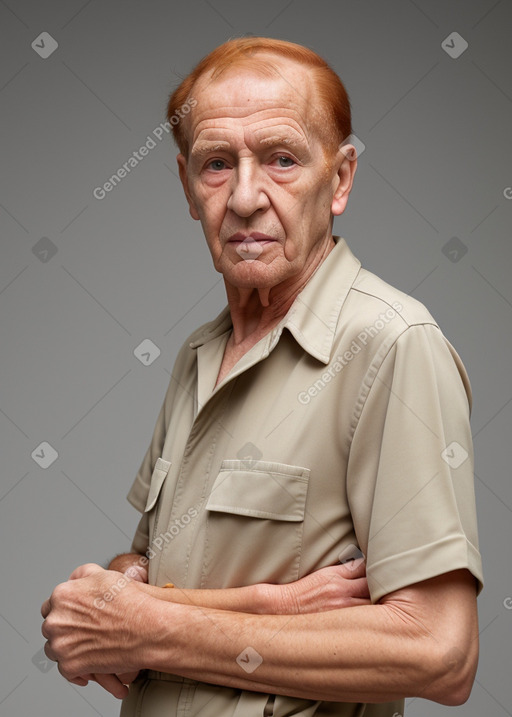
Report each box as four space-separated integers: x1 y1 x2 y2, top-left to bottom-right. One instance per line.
441 660 477 707
436 675 475 707
436 674 474 707
423 640 479 706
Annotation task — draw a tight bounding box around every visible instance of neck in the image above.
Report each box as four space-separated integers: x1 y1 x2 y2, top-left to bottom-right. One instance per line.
225 236 336 346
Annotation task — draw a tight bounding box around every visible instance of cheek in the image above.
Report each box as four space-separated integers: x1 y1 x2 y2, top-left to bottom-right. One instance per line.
297 183 333 226
194 188 225 229
281 187 333 261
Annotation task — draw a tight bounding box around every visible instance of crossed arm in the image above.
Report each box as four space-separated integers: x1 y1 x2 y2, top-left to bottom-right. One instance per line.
41 552 479 706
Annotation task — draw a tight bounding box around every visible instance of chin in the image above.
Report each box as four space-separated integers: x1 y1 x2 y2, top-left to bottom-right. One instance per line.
225 260 285 288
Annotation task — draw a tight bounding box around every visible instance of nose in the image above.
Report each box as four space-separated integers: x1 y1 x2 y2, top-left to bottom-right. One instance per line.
226 159 270 217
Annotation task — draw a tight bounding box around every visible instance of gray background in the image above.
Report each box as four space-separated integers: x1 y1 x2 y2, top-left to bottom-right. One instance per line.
1 0 511 714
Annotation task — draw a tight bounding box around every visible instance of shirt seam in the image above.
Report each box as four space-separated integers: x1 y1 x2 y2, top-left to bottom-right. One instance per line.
350 286 438 329
347 323 444 450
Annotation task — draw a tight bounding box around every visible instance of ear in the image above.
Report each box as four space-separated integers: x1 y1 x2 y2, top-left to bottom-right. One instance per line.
331 145 357 216
177 154 200 221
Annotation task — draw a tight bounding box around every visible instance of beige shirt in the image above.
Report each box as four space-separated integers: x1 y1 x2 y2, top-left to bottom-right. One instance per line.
122 237 483 717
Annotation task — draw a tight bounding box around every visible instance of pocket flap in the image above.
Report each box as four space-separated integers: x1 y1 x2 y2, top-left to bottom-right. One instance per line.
206 460 310 522
145 458 171 512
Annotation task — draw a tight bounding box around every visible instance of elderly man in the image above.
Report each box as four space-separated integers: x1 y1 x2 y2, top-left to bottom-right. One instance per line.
41 37 483 716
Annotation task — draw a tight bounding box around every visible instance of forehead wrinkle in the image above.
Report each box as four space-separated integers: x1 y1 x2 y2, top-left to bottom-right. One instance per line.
191 118 313 158
188 60 330 154
191 103 308 135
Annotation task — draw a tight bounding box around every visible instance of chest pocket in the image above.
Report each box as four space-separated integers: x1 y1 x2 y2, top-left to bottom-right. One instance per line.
202 460 310 587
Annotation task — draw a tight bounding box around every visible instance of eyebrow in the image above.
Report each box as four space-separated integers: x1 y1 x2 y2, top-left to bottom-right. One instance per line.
254 131 312 158
190 131 310 157
191 140 231 157
257 134 293 147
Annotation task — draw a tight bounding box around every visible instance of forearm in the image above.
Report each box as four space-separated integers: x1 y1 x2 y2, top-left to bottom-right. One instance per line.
136 581 269 613
133 562 369 615
108 550 368 616
103 553 269 612
138 571 477 705
104 554 271 613
44 565 475 705
143 600 438 703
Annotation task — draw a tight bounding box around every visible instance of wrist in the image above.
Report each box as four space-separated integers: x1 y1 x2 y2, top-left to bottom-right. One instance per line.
252 582 279 614
141 597 185 672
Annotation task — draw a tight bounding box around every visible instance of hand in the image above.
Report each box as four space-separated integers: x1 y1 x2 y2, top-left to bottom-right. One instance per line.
64 562 147 696
41 563 150 697
68 560 148 584
262 559 370 614
66 669 140 699
65 672 132 699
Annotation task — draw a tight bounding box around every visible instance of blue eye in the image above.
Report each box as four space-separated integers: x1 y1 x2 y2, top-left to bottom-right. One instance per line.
208 159 227 171
276 156 295 168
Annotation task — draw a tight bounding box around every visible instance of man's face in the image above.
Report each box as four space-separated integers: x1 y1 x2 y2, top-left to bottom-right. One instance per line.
177 56 356 294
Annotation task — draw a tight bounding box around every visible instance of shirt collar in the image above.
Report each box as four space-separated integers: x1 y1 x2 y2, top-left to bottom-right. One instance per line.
189 237 361 364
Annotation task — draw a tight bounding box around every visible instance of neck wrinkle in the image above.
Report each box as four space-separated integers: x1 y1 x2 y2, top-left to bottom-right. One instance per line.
225 235 335 346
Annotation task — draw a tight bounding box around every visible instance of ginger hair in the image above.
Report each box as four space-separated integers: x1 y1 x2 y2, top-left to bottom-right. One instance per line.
166 36 352 157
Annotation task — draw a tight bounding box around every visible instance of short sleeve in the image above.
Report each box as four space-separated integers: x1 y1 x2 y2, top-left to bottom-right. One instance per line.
347 323 484 602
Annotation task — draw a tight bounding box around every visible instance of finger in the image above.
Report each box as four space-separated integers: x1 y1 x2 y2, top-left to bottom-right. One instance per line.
338 558 366 579
343 597 372 608
116 670 140 685
68 563 104 580
92 673 130 699
43 641 57 662
41 598 51 619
